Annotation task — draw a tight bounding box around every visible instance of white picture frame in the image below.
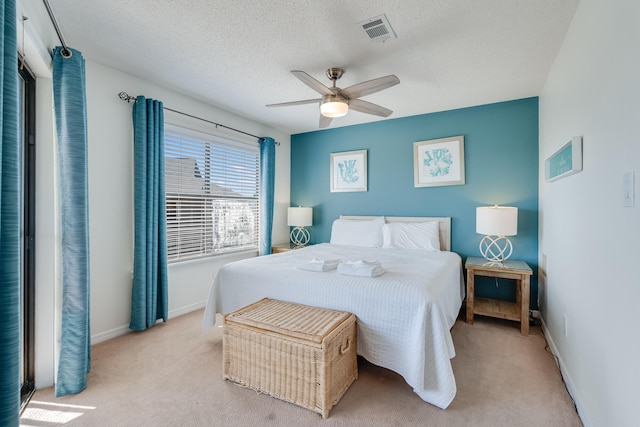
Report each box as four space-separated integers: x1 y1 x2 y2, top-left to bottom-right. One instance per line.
544 136 583 182
413 135 465 187
330 149 368 192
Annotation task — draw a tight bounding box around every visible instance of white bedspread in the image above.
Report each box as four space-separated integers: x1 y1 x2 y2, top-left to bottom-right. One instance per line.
202 243 465 409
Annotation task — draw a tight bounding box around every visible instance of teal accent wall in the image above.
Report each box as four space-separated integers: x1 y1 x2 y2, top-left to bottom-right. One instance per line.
291 97 539 307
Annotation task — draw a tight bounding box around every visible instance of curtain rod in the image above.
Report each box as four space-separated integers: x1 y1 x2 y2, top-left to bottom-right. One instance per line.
42 0 72 58
118 92 279 146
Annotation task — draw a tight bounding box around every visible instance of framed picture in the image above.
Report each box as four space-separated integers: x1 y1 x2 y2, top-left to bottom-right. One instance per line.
330 149 367 192
413 135 465 187
545 136 582 182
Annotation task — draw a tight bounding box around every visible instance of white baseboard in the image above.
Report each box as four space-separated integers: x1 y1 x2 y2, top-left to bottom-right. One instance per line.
168 300 206 318
91 325 130 344
539 314 593 427
90 300 207 344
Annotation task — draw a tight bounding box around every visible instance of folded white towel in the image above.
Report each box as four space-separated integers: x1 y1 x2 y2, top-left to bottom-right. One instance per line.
296 258 341 272
337 260 385 278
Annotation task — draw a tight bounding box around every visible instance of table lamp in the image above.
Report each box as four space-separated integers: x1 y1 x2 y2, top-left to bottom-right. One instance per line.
476 205 518 262
287 206 312 247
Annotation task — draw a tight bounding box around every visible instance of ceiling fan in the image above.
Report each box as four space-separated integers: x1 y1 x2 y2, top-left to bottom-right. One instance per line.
266 67 400 128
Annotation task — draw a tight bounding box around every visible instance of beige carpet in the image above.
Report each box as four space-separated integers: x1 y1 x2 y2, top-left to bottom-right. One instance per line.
21 309 582 427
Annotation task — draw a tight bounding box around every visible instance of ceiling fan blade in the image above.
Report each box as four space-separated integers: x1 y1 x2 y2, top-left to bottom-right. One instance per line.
340 75 400 99
291 70 334 96
266 98 320 107
348 98 393 117
319 114 333 128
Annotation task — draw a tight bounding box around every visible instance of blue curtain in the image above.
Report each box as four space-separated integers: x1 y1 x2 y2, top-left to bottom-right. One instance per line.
259 137 276 256
52 46 91 397
0 0 20 424
130 96 168 331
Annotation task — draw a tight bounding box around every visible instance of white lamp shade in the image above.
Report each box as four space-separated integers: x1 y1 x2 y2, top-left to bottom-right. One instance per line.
287 207 313 227
476 206 518 236
320 95 349 118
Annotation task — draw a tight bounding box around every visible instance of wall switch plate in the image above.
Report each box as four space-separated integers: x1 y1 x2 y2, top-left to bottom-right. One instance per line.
623 171 635 207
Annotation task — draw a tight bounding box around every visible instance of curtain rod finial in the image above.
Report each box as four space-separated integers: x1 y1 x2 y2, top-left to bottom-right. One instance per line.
118 92 135 103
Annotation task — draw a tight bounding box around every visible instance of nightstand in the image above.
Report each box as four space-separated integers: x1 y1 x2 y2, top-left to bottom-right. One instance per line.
465 257 533 335
271 243 296 253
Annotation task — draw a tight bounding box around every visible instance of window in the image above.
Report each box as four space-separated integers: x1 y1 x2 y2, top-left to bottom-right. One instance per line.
164 124 259 261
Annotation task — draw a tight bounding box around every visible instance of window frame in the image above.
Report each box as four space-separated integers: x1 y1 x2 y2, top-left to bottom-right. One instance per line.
163 123 260 263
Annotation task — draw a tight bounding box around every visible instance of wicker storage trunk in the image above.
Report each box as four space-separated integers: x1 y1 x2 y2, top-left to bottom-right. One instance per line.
223 298 358 418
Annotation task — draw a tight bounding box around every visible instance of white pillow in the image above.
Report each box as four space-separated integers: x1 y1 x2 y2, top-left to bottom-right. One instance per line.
382 221 441 251
330 217 384 247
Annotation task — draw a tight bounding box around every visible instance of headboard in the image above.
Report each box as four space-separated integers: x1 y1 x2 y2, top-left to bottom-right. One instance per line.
340 216 452 251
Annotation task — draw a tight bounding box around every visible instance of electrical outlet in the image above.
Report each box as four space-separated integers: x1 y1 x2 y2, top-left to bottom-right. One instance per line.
562 314 568 337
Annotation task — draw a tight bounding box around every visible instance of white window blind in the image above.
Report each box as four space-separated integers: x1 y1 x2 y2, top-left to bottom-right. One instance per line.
164 124 260 261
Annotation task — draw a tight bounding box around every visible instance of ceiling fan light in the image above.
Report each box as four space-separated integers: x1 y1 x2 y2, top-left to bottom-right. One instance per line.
320 95 349 118
321 102 348 117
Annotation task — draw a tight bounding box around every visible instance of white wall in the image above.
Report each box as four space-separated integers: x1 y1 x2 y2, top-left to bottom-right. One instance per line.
83 61 291 341
539 1 639 426
19 1 291 388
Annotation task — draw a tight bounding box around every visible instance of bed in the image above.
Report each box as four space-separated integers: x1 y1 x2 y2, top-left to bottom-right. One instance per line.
202 216 465 409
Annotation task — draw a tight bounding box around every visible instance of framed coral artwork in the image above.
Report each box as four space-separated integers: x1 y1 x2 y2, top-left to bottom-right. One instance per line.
413 135 465 187
330 149 367 192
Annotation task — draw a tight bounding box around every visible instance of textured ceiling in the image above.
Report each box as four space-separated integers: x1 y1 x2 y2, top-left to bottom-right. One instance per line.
47 0 580 135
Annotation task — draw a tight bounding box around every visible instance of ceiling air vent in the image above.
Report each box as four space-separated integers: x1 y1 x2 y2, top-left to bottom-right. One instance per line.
358 14 396 44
